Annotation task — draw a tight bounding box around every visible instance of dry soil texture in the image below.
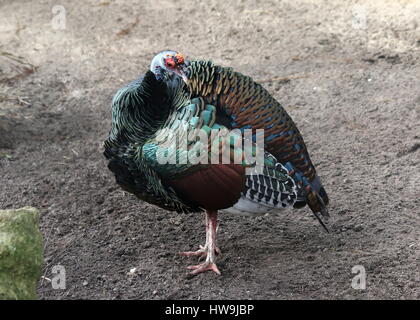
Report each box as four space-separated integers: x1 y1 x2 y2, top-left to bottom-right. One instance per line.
0 0 419 299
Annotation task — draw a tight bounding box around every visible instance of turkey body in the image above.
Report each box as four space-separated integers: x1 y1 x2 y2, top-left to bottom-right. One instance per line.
104 52 330 275
104 71 309 217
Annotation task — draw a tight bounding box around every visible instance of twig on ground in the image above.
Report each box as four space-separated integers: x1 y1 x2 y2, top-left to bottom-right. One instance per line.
0 92 30 105
0 51 37 82
116 16 139 37
258 74 309 83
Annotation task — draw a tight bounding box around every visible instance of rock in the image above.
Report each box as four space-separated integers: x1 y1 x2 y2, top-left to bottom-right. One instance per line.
0 207 43 300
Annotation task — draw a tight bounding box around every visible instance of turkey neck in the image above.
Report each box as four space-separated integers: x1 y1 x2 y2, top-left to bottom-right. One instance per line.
109 70 172 146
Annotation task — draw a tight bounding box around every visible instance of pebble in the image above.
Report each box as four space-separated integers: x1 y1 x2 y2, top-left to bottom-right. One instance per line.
354 225 364 232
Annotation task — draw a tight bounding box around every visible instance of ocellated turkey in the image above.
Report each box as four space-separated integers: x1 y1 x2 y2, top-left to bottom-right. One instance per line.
104 50 329 275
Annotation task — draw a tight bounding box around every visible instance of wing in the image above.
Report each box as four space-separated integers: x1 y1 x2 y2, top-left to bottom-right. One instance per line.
142 97 247 210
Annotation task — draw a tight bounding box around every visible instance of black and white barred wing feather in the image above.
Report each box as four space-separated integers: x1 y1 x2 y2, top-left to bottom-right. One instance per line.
223 152 306 216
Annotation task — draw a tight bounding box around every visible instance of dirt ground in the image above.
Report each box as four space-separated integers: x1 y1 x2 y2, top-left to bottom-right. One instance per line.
0 0 419 300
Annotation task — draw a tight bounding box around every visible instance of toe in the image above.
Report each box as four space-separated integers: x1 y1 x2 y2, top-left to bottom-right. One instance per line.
187 263 221 275
179 250 206 257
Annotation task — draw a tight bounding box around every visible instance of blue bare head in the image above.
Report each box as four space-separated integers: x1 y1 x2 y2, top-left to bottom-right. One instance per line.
150 50 189 82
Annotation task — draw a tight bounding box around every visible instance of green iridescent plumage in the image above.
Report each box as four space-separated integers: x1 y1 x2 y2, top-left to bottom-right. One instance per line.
104 71 200 212
142 97 220 177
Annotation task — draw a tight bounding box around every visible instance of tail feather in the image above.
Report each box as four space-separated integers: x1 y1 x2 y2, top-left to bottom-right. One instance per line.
318 185 330 210
312 210 329 233
307 175 330 232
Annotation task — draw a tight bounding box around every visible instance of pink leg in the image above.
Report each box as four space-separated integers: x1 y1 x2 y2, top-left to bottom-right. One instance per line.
180 210 221 275
179 211 221 258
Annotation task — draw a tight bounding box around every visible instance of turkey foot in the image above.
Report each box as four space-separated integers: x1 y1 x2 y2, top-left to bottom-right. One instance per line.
181 210 221 275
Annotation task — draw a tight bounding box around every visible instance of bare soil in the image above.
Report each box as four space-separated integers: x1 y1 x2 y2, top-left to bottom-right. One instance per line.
0 0 419 299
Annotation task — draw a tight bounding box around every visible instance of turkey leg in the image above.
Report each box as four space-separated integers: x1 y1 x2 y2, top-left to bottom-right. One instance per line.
180 210 221 275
